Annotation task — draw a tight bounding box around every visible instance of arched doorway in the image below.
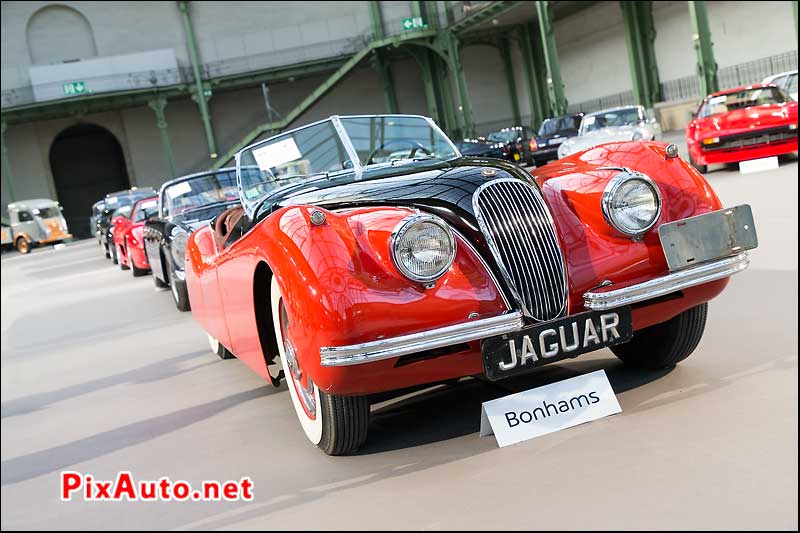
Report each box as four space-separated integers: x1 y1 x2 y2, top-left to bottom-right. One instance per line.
49 124 130 239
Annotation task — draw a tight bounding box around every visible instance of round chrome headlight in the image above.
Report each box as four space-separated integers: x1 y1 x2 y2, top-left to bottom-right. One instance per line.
170 227 189 267
601 171 662 237
391 215 456 284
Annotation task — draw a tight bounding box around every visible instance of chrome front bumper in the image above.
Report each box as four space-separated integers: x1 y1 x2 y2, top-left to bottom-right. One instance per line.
319 312 524 367
583 252 749 310
318 252 750 367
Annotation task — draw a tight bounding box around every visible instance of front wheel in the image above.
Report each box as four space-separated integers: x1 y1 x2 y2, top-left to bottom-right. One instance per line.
688 152 707 174
208 334 234 360
16 237 31 254
111 242 119 265
118 245 130 270
167 268 191 312
611 303 708 369
270 277 369 455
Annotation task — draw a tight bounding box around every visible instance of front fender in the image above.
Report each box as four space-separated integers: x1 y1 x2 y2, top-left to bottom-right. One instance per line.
534 141 725 315
256 205 508 394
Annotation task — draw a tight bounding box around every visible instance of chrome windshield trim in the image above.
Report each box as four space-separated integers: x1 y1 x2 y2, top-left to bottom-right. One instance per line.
319 311 524 367
583 252 749 310
330 115 363 176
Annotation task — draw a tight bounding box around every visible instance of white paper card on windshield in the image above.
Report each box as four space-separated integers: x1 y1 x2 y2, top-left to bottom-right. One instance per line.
252 138 302 171
167 181 192 199
479 369 621 447
739 157 778 174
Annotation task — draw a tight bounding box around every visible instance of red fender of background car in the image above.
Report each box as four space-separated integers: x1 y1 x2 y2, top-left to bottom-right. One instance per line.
112 214 133 268
185 141 729 396
123 223 150 270
686 87 798 166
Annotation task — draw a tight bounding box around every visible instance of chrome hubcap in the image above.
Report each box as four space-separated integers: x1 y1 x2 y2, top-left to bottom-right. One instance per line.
170 273 179 302
280 302 316 417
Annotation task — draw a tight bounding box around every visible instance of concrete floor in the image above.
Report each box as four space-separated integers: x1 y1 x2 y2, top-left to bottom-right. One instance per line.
1 155 797 530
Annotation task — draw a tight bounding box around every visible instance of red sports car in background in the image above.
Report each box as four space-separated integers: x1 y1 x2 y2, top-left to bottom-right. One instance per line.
686 84 798 172
112 196 158 276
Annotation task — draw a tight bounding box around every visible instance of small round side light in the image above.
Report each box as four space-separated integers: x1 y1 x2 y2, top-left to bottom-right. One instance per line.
665 143 679 159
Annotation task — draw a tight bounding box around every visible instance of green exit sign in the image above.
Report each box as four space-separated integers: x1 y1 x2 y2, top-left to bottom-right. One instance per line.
401 17 427 31
63 81 87 95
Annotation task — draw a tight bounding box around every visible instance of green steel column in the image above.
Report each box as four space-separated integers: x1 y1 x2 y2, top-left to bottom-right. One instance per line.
178 0 217 159
535 1 567 116
640 1 662 105
444 0 456 25
794 0 797 35
410 48 441 126
621 1 662 108
688 0 719 96
1 121 15 202
499 36 521 126
518 25 547 127
446 34 475 137
148 97 176 179
621 1 646 106
369 1 399 113
433 54 459 136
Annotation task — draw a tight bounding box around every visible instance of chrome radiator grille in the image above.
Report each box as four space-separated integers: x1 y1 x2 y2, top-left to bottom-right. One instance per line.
473 178 568 322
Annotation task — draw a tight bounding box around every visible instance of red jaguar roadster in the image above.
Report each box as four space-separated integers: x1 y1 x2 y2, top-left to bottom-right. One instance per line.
113 196 158 276
686 84 798 172
184 115 758 455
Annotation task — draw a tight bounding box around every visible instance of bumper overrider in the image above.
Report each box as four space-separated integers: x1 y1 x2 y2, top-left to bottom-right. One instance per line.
319 207 755 368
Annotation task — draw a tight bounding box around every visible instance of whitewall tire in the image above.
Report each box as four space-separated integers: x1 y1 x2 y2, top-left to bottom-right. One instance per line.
270 276 370 455
271 277 323 445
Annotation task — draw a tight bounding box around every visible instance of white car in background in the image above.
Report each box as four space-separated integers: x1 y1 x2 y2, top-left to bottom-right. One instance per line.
557 105 661 159
762 69 798 101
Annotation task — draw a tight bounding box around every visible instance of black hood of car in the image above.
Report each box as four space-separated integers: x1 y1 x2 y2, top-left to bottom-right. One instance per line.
256 157 533 247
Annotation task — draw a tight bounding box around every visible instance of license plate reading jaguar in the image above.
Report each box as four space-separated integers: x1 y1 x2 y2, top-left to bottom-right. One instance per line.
482 307 632 381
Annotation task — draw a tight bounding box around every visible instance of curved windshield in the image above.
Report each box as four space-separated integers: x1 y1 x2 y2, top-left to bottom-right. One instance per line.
104 189 157 213
161 170 238 219
112 205 133 220
237 115 459 217
132 198 157 222
486 129 522 142
580 107 644 135
538 115 582 136
340 116 458 165
699 87 789 118
34 206 60 219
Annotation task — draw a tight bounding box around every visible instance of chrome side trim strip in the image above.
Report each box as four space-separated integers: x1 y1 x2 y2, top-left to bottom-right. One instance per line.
583 252 749 310
319 311 524 367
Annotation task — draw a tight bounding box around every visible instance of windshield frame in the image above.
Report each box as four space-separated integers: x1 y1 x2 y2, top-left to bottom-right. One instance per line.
235 114 461 219
158 168 238 219
578 106 645 136
698 86 789 118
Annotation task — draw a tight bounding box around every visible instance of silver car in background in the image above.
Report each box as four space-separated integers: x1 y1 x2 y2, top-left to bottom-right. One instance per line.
557 105 661 159
762 69 798 101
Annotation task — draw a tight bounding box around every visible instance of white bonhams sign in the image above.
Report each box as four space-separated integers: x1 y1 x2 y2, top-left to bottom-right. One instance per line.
480 369 622 447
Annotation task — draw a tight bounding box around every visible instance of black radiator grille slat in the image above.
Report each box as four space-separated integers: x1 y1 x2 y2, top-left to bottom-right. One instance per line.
473 179 568 322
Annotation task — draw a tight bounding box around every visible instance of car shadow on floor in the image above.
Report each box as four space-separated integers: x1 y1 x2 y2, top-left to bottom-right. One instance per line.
358 356 672 455
1 349 213 419
0 386 277 487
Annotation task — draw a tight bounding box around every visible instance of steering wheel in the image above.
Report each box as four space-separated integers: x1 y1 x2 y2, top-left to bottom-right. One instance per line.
366 140 432 165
